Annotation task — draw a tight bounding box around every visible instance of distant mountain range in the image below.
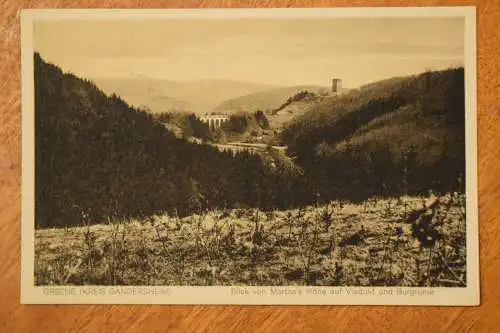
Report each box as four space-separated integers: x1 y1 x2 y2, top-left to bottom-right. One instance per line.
91 77 281 114
91 77 193 112
91 77 328 116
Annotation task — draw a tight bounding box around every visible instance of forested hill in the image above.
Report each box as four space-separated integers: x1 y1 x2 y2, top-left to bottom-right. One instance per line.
34 53 305 228
281 68 466 200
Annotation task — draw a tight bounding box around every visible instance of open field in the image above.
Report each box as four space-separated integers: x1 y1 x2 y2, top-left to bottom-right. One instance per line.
35 193 466 287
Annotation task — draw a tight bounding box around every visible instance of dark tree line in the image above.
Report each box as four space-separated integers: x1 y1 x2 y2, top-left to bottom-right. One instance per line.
273 90 316 114
220 111 269 134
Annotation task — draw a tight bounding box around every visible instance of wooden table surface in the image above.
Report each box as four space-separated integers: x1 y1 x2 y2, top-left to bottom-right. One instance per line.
1 1 499 332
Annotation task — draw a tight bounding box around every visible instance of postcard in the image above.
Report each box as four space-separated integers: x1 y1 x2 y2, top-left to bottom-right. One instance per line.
20 7 478 305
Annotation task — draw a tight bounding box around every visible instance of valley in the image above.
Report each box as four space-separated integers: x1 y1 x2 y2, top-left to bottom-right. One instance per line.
33 52 467 288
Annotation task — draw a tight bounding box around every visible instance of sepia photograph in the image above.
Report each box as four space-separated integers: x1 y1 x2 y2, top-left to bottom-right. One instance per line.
21 7 478 305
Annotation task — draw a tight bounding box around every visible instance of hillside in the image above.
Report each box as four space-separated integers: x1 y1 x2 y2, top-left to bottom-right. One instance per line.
213 85 326 114
281 68 466 200
267 90 324 129
92 77 278 114
34 53 305 228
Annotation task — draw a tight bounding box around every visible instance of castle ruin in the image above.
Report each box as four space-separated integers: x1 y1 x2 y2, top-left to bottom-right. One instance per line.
331 78 342 94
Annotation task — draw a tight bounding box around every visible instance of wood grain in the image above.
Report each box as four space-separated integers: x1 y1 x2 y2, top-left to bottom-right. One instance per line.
1 1 499 332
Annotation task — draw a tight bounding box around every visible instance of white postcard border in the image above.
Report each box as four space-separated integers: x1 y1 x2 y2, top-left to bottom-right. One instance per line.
20 6 479 305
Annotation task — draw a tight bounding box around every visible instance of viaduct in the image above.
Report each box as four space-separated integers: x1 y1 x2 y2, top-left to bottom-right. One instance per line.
199 114 229 130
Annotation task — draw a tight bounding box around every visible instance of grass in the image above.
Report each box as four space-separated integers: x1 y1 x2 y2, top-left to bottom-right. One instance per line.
35 193 467 287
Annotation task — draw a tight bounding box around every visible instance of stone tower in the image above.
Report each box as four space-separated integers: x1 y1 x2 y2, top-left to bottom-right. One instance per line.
331 78 342 93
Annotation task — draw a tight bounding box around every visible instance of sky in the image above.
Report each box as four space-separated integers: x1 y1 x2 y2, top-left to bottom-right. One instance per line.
33 17 464 88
